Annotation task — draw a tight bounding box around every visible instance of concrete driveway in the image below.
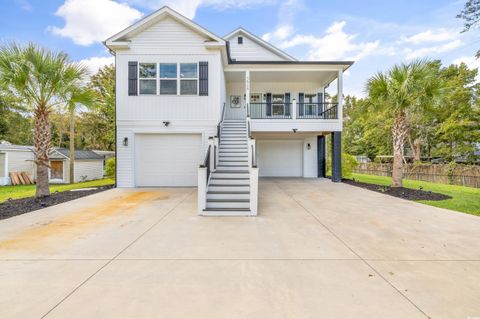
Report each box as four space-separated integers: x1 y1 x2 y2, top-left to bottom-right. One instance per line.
0 179 479 319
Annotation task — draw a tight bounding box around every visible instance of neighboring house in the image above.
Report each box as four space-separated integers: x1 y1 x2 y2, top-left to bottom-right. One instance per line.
47 149 105 184
0 142 35 186
105 6 352 216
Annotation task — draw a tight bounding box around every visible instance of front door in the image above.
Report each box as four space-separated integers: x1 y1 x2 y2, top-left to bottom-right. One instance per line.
272 94 285 116
50 161 63 180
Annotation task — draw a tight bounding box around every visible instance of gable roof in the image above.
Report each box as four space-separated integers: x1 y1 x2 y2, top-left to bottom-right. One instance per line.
52 149 105 160
224 27 297 62
105 6 225 49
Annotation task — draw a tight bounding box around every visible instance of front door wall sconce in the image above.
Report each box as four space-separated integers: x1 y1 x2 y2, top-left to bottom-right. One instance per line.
123 137 128 146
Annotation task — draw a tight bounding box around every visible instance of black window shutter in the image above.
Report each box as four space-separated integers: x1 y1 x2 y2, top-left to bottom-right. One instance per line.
128 61 138 96
285 92 291 116
199 61 208 96
317 92 323 116
298 92 304 116
266 93 272 116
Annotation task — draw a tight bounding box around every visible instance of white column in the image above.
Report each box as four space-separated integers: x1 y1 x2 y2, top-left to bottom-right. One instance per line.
213 136 219 168
292 99 297 120
245 70 250 116
337 69 343 121
249 167 258 216
208 137 215 171
197 167 207 214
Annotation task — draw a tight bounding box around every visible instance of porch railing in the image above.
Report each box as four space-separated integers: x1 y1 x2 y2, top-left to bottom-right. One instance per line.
249 102 292 119
297 102 338 119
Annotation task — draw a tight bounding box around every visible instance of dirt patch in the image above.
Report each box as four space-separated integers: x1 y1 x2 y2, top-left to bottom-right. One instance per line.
0 186 113 221
343 179 451 201
0 190 169 252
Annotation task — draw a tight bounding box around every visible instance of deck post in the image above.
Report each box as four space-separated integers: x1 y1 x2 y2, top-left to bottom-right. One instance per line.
337 69 343 120
245 70 250 116
292 98 297 120
331 132 342 182
197 166 207 214
317 135 326 178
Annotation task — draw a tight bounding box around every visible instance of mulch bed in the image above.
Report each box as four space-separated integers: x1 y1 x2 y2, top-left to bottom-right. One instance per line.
343 179 451 201
0 186 113 220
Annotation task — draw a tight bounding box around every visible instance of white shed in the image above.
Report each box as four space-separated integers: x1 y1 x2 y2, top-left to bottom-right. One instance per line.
0 142 35 186
48 149 105 184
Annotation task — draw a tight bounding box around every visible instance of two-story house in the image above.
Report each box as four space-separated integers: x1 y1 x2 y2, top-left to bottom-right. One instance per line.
105 6 353 217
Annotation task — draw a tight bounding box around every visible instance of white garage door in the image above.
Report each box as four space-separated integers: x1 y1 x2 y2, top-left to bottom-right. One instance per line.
257 140 303 177
135 134 202 187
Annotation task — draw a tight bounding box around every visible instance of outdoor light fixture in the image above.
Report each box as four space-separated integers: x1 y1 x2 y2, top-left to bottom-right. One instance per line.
292 128 298 133
163 121 170 127
123 137 128 146
307 143 311 150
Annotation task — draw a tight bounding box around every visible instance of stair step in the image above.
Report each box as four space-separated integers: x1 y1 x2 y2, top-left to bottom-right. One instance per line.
209 179 250 185
218 161 248 165
200 208 253 217
209 185 250 191
212 172 249 179
206 199 250 209
217 166 248 171
219 158 248 161
207 192 250 200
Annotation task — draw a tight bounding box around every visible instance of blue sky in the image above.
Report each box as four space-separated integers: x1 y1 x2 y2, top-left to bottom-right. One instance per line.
1 0 479 96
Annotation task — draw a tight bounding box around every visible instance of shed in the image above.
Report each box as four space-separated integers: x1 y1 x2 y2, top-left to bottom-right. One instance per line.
0 142 35 186
48 148 105 184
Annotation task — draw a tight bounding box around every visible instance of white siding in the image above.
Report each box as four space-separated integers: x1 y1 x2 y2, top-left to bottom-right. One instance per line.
114 16 224 187
7 150 35 178
74 160 104 183
226 34 287 61
0 153 5 177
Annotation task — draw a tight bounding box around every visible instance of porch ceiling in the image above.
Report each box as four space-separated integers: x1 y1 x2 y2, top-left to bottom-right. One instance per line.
225 70 338 86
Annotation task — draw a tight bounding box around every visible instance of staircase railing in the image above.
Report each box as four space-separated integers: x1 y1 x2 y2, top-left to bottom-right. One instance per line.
247 135 258 216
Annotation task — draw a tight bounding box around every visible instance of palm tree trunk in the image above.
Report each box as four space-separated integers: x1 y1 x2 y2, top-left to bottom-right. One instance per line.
391 112 407 187
69 108 75 184
34 104 51 197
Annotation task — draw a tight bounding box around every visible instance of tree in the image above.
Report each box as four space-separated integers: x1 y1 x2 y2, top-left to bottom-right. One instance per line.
0 43 87 197
366 60 442 187
457 0 480 57
63 85 96 184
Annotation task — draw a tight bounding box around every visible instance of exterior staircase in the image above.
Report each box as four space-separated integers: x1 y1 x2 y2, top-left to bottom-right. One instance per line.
199 118 257 216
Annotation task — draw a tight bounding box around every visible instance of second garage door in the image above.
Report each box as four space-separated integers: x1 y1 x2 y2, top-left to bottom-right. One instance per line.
135 134 202 187
257 140 303 177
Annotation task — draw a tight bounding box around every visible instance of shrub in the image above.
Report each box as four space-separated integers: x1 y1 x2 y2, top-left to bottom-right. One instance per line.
326 153 358 179
105 157 115 177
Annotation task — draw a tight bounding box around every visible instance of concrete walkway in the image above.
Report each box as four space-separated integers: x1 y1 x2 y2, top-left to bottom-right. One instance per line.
0 178 479 318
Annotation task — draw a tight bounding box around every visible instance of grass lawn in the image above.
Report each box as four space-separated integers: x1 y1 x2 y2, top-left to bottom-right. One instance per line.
0 178 115 204
350 173 480 216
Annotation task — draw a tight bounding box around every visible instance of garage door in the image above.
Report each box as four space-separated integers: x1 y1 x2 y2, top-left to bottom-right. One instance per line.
257 140 303 177
135 134 202 187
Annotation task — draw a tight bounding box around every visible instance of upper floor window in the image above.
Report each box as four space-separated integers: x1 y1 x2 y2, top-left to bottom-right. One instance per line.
139 63 157 95
238 36 243 44
180 63 198 95
160 63 177 95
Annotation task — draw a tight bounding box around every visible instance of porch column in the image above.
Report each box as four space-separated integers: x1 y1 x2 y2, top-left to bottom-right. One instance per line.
317 135 326 178
245 70 250 117
331 131 342 182
337 69 343 120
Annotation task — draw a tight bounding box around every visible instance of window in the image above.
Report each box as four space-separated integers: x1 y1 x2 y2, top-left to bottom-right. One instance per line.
180 63 198 95
238 36 243 44
160 63 177 95
139 63 157 95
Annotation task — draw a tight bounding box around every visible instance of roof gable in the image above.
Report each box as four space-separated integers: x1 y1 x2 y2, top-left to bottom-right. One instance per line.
105 6 225 49
224 28 296 62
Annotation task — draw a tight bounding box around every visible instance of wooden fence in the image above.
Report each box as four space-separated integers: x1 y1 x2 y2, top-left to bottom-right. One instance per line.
354 163 480 188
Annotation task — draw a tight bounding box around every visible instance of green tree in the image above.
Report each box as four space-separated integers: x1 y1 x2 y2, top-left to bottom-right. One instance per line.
457 0 480 57
0 43 87 197
366 60 442 187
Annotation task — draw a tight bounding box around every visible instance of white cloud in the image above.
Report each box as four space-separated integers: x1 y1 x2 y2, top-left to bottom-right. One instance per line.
79 56 115 75
15 0 32 11
453 55 480 81
262 25 294 42
50 0 142 46
126 0 275 19
401 29 458 44
279 21 380 61
404 39 463 59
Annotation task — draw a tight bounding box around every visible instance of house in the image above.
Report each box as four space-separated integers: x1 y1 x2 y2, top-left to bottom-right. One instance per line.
0 142 35 186
47 149 105 184
0 141 105 185
105 6 352 216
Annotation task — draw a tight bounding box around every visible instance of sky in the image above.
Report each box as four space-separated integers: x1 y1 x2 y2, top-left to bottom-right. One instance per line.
1 0 479 97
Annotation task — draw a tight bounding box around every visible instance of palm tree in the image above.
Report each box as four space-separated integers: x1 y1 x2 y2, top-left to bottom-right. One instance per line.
366 59 441 187
63 85 96 184
0 43 87 197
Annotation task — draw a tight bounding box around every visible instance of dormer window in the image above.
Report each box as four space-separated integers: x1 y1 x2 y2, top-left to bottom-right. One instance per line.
238 36 243 44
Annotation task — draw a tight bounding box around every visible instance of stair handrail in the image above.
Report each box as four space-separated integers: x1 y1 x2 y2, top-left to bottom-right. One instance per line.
201 144 212 185
217 102 226 142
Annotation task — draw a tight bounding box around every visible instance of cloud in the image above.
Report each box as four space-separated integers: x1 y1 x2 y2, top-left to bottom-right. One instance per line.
15 0 32 11
401 29 458 44
79 56 115 75
404 39 463 59
453 55 480 81
262 25 294 42
262 0 300 42
125 0 275 19
50 0 142 46
279 21 381 61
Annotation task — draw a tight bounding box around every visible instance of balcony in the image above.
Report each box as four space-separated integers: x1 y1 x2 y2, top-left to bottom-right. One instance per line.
249 102 338 120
